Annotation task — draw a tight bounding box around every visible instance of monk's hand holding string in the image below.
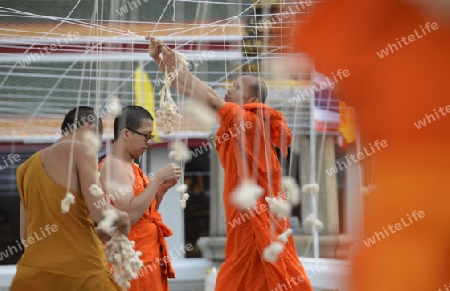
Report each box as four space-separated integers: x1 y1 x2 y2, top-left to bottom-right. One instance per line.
155 163 181 184
148 37 166 64
147 37 177 74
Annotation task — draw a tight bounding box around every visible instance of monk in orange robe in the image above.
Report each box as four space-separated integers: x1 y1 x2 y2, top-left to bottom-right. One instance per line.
149 38 313 291
98 105 181 291
290 1 450 289
11 106 130 291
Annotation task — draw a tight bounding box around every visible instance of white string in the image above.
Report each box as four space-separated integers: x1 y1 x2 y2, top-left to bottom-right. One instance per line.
0 1 82 88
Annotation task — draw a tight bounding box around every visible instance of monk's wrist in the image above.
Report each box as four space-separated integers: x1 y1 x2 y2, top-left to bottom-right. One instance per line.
152 173 164 186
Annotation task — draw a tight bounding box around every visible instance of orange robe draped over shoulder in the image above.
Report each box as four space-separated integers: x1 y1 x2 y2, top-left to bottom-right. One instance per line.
11 152 120 291
291 1 450 289
214 103 313 291
99 159 174 291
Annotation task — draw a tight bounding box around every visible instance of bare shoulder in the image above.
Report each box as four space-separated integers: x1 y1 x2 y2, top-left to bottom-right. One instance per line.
99 156 130 181
99 156 123 171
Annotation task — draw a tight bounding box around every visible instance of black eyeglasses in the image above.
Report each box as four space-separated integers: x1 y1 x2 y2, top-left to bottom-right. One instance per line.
126 127 154 142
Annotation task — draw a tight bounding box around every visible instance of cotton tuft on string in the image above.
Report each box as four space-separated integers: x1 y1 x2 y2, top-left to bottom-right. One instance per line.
104 229 144 290
302 183 319 195
265 197 291 218
304 214 324 231
61 192 75 213
168 140 192 162
282 176 300 204
230 180 264 210
278 228 293 244
179 100 216 130
89 184 103 196
83 131 100 154
176 184 188 193
179 193 189 209
263 241 284 263
157 50 189 135
98 208 119 234
107 96 122 116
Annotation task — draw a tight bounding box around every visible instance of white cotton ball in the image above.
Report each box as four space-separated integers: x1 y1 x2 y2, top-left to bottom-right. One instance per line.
89 184 104 197
230 180 264 210
304 214 324 231
176 184 188 193
179 199 186 209
277 228 293 244
61 192 75 214
107 96 122 116
83 131 100 153
263 242 284 263
182 193 190 201
168 141 192 162
168 150 182 160
302 183 319 195
282 176 300 205
98 208 119 233
266 197 291 218
180 101 216 130
314 220 324 231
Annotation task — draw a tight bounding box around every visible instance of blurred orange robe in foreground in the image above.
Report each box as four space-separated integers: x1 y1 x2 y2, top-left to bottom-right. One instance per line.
11 152 120 291
214 103 313 291
291 1 450 290
99 160 174 291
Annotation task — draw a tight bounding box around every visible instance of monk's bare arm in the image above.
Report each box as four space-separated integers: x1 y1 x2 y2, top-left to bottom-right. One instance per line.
75 144 130 235
20 201 27 240
149 38 225 111
99 160 180 224
155 179 177 209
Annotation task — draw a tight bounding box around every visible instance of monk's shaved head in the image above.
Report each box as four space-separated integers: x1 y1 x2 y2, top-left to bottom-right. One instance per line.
246 76 268 104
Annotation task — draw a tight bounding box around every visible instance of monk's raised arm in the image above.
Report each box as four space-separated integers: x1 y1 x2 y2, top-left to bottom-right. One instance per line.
148 37 225 111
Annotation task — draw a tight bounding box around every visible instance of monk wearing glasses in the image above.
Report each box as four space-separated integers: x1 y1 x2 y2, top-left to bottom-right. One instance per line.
99 105 181 291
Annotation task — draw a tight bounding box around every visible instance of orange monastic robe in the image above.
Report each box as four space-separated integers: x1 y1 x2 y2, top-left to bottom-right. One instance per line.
99 160 175 291
11 152 120 291
291 1 450 289
214 103 313 291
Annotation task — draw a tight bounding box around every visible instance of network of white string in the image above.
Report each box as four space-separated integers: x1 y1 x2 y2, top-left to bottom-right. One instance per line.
0 0 335 287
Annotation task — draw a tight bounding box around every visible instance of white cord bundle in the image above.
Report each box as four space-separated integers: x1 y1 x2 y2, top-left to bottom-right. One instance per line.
157 51 189 135
104 230 144 290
